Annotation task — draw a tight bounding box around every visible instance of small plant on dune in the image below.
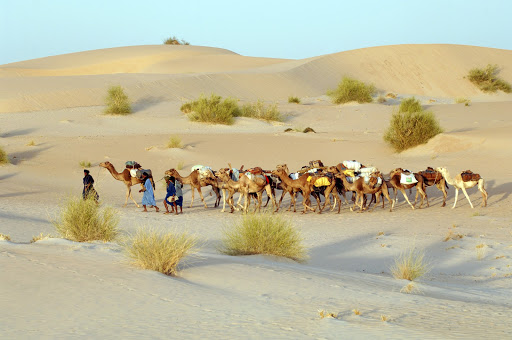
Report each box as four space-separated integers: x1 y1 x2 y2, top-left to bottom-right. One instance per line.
79 160 91 168
183 93 240 125
240 100 283 122
123 228 198 276
26 140 36 146
455 97 471 106
176 160 185 170
52 196 119 242
30 233 52 243
380 315 390 322
476 243 487 260
166 135 183 149
104 85 132 115
400 282 420 294
163 36 190 45
467 64 511 93
288 96 301 104
443 229 464 242
377 95 387 103
180 102 192 113
0 146 9 165
318 310 338 319
391 246 430 281
220 213 308 262
0 233 11 241
352 309 361 316
327 76 376 104
383 97 443 152
386 93 397 99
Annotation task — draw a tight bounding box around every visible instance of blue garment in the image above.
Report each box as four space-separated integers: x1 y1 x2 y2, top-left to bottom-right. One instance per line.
141 178 156 206
165 181 176 205
175 196 183 207
174 180 183 197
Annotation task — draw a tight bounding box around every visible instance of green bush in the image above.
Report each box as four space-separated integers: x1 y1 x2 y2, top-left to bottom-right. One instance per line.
467 64 511 93
239 100 283 122
398 97 423 113
52 196 119 242
182 94 240 125
104 85 132 115
384 109 443 152
166 135 182 148
327 76 376 104
288 96 300 104
0 146 9 164
123 228 198 276
163 36 190 45
220 213 307 262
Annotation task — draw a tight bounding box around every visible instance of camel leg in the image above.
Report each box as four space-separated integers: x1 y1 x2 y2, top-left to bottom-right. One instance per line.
478 179 488 207
301 191 315 213
189 184 195 208
221 189 227 212
195 187 208 208
437 182 447 207
460 187 474 209
265 185 276 211
276 189 287 212
401 189 415 210
452 188 459 209
126 186 140 208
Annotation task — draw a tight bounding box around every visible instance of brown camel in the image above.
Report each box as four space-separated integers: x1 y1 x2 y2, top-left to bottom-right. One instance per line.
272 164 305 212
388 168 428 209
436 167 488 209
271 168 316 213
215 170 246 213
415 167 449 207
237 172 277 213
165 169 221 208
335 171 393 212
99 161 155 208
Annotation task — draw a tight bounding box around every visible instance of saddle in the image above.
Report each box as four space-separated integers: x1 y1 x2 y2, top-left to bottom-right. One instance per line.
125 161 142 170
247 167 263 175
461 170 481 182
419 167 442 182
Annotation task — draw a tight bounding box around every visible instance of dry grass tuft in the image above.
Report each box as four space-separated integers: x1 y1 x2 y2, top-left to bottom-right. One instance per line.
79 160 91 168
220 213 308 262
288 96 301 104
476 243 487 260
455 97 471 106
163 36 190 45
391 246 430 281
176 160 185 170
352 309 361 316
166 135 183 149
386 93 397 99
26 140 36 146
0 233 12 241
318 310 338 319
380 315 390 322
444 229 464 242
52 196 119 242
0 146 9 165
123 228 198 276
30 233 52 243
240 100 283 122
400 281 420 294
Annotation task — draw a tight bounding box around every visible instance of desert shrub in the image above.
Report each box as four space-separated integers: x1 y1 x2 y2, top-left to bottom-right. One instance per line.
183 93 240 125
0 146 9 164
398 97 423 113
239 100 283 122
327 76 376 104
180 102 192 113
104 85 132 115
455 97 471 106
377 95 387 103
163 36 190 45
391 246 430 281
176 160 184 170
123 228 198 276
0 233 11 241
220 213 307 262
79 160 91 168
288 96 300 104
467 64 511 93
383 102 443 152
166 135 182 148
26 140 36 146
30 233 52 243
52 196 119 242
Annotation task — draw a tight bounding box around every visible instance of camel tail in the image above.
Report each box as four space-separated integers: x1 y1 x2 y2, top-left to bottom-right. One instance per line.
445 181 449 190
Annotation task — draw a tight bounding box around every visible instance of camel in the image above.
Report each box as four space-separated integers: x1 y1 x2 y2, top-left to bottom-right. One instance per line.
335 171 393 212
415 167 449 207
215 170 246 213
238 172 277 213
272 164 305 212
99 161 155 208
271 168 316 213
388 168 428 209
165 169 221 208
436 167 488 209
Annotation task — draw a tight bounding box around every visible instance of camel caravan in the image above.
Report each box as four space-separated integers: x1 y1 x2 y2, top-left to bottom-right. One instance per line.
100 159 488 213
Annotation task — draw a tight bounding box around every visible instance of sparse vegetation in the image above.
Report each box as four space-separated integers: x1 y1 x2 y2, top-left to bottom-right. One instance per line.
444 229 464 242
380 315 390 322
0 233 11 241
0 146 9 164
288 96 301 104
467 64 511 93
400 282 420 294
104 85 132 115
383 97 443 152
30 233 52 243
52 196 119 242
352 309 361 316
182 94 240 125
26 140 36 146
455 97 471 106
327 76 376 104
284 127 315 133
239 100 283 122
220 213 307 262
476 243 487 260
391 246 430 281
386 93 397 99
123 228 198 276
318 310 338 319
167 135 183 149
176 160 185 170
377 95 387 103
163 36 190 45
79 160 91 168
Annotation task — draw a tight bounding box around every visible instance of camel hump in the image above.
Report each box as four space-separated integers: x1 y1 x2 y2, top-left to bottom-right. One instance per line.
461 170 481 182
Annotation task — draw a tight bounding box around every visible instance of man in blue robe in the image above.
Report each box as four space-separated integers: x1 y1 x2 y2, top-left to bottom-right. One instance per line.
140 172 159 212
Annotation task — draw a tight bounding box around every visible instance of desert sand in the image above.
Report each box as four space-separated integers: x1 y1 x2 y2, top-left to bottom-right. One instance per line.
1 44 512 339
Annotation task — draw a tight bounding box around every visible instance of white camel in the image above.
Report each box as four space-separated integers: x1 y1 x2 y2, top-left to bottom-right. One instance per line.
436 167 488 209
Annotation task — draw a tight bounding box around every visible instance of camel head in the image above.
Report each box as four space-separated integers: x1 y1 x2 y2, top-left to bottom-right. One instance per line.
276 164 289 173
271 168 286 177
435 167 447 174
165 169 177 177
325 166 338 174
99 161 112 169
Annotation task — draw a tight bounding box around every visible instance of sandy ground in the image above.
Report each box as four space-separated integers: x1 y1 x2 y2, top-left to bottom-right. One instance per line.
1 44 512 339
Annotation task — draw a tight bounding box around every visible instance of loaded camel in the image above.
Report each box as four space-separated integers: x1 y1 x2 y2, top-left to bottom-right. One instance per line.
388 168 428 209
272 164 305 212
415 167 449 207
238 171 277 213
335 171 393 212
271 168 316 213
165 168 221 208
215 169 246 213
436 167 488 209
99 161 154 208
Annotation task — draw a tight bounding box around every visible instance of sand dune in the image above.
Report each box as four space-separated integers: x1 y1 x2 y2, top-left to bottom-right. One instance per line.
1 44 512 338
